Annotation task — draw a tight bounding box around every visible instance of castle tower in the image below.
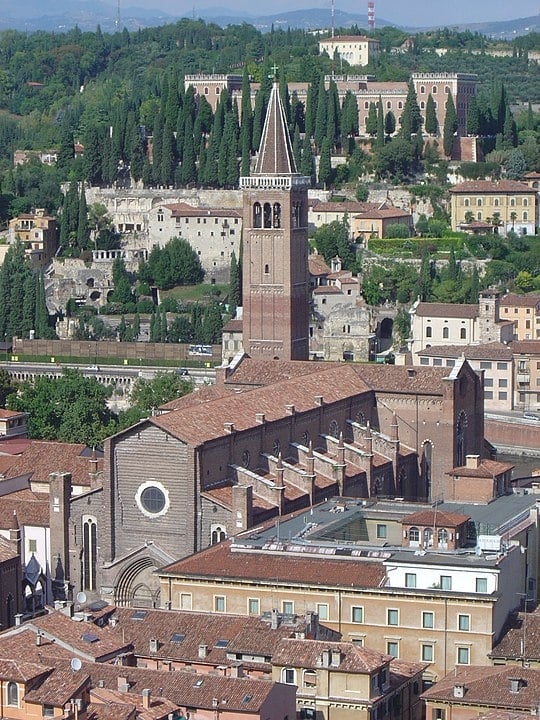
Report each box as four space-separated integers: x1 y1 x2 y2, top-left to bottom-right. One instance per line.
240 82 310 360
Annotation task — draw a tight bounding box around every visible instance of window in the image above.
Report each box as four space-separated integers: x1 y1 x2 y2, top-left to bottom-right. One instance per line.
6 682 18 706
484 378 493 387
303 670 317 688
499 378 508 387
458 614 470 631
387 641 398 657
480 361 492 369
214 595 226 612
317 603 329 621
426 326 432 338
476 577 488 593
409 527 419 544
457 646 470 664
433 358 442 366
283 668 296 684
440 575 452 590
248 598 260 615
387 609 399 626
499 392 507 400
422 611 434 629
83 516 98 591
180 593 192 610
377 524 387 539
28 538 37 553
283 601 294 615
136 481 169 518
352 606 364 623
420 357 429 365
443 327 449 339
43 705 55 717
405 573 417 588
460 328 466 339
422 644 434 662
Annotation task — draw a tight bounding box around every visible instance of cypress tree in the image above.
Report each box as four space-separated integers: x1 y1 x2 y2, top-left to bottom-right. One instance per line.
152 113 163 185
300 133 314 180
365 102 378 137
292 126 301 169
22 273 36 338
182 113 197 186
400 80 422 138
161 120 177 187
77 186 88 252
229 251 241 312
35 271 49 338
327 79 340 150
240 67 253 176
376 97 385 148
443 92 458 157
425 94 438 135
314 75 327 150
466 95 480 136
304 82 316 139
318 137 332 187
384 111 396 138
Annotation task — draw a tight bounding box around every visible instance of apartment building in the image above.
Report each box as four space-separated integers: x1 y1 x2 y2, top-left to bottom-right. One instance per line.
319 36 380 67
7 209 58 267
500 293 540 341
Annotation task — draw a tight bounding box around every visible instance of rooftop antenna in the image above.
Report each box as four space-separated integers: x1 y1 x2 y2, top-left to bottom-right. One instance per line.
368 1 375 30
115 0 121 31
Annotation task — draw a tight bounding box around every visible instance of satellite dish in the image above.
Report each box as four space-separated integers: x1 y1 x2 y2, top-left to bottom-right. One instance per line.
70 657 82 672
76 591 87 605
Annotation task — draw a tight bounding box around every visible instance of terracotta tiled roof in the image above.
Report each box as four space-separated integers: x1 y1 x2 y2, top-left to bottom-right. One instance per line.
151 365 372 445
163 203 241 218
29 611 132 661
0 489 49 528
0 437 31 455
3 440 103 487
0 535 17 562
490 610 540 660
87 700 137 720
159 384 232 412
320 35 378 42
223 358 329 387
513 341 540 355
90 686 179 720
402 509 470 527
313 285 343 295
311 201 370 214
308 255 332 276
353 207 411 219
0 658 50 682
421 665 540 708
349 364 452 395
222 318 243 333
160 539 387 589
109 607 311 665
0 409 25 419
450 180 537 193
414 302 478 318
448 459 514 477
24 668 89 705
0 627 75 664
417 343 513 360
254 83 297 175
501 293 540 308
272 638 390 672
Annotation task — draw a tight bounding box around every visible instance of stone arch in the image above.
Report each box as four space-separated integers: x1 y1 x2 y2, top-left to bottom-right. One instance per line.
115 556 161 608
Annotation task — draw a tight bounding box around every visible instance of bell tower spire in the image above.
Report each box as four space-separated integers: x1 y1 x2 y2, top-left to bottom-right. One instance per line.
240 81 310 361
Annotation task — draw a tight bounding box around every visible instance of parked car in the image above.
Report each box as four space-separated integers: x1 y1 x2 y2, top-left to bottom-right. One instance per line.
523 412 540 421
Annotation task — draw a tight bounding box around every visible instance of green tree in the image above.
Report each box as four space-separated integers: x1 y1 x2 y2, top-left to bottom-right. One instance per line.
443 92 458 157
318 137 332 187
125 371 192 421
147 237 204 290
425 94 438 135
365 102 378 137
384 110 396 138
229 250 241 312
399 80 422 139
110 257 133 304
7 369 116 446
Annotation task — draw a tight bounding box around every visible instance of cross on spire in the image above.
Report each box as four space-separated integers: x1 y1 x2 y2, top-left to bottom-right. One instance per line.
270 63 279 81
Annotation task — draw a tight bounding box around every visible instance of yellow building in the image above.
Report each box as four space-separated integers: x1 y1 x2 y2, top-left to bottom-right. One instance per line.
8 209 58 268
450 180 538 236
500 293 540 341
319 36 380 67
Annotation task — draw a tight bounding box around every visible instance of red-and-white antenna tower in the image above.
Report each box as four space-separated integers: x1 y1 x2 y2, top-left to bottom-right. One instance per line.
368 1 375 30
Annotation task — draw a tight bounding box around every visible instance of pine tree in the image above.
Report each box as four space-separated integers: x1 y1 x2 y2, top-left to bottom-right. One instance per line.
425 94 438 135
384 111 396 138
466 95 480 136
400 80 422 138
443 92 458 157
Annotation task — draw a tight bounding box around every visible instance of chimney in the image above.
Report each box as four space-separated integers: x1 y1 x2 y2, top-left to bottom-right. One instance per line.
117 677 130 693
198 643 208 659
14 614 22 626
271 608 279 630
286 404 295 415
224 422 235 434
230 663 244 678
509 678 521 693
255 413 265 424
453 684 465 698
142 689 151 709
36 633 42 646
407 368 416 378
465 455 481 469
321 649 330 667
314 395 324 406
331 649 341 667
149 638 159 653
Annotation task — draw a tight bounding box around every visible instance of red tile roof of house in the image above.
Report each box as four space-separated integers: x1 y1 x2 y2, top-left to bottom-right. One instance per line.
450 180 537 193
0 658 51 682
414 302 478 318
160 539 387 589
0 489 49 528
2 440 102 487
0 535 17 562
0 409 26 419
24 668 90 706
402 509 470 527
421 665 540 708
417 343 513 360
309 255 332 276
447 459 514 477
0 627 75 664
490 610 540 661
513 341 540 355
272 638 391 673
501 293 540 308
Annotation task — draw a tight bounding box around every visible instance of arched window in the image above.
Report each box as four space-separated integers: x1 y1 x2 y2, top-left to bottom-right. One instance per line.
432 86 437 93
409 527 420 545
211 526 226 544
83 516 98 591
420 86 425 94
477 212 482 221
7 682 18 706
460 327 466 339
420 101 425 109
464 198 470 207
438 528 449 548
204 87 209 95
426 326 432 338
456 411 467 467
329 420 339 438
524 198 528 206
253 202 262 228
523 211 528 221
273 203 281 228
424 527 433 548
494 198 499 207
443 327 449 339
263 203 272 228
477 198 482 206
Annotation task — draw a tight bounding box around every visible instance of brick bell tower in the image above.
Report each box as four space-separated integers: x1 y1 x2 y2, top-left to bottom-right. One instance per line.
240 81 310 360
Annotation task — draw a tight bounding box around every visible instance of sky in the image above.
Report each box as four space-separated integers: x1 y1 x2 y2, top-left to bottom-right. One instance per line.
129 0 540 23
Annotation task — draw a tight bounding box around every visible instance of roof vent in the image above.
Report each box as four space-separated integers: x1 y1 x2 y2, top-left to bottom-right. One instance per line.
407 368 416 377
224 422 235 434
453 684 465 698
199 643 209 658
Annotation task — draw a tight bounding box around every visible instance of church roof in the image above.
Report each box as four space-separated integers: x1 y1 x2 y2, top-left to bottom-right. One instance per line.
254 82 297 176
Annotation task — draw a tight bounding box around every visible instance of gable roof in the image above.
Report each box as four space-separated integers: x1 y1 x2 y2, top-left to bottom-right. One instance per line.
450 180 537 194
2 440 102 487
